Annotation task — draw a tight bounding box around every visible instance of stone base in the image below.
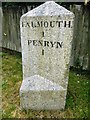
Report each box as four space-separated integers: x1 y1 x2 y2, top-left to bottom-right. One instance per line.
20 75 66 110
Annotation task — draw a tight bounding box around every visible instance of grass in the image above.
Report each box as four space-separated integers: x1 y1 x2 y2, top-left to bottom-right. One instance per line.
1 50 89 119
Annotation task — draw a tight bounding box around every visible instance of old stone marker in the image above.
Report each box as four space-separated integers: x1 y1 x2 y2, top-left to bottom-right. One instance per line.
20 1 74 110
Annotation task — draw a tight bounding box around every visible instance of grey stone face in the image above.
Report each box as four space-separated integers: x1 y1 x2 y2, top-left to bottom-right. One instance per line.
20 1 74 110
20 75 66 110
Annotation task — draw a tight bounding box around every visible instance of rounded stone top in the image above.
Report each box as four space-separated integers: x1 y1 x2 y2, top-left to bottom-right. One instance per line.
21 1 74 18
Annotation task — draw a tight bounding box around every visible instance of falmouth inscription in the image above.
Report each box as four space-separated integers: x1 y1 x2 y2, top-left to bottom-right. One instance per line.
22 20 72 28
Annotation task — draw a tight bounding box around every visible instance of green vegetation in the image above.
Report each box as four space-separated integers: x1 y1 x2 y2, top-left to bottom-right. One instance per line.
1 51 89 118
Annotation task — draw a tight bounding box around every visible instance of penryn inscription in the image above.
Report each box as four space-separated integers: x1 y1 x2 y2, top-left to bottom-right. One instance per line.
28 40 63 48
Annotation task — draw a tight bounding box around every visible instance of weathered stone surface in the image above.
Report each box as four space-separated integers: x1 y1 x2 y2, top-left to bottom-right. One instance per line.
20 75 66 110
20 1 74 110
20 75 65 91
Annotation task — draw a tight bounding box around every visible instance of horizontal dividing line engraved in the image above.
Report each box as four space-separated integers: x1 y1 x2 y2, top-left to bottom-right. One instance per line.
28 40 63 48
